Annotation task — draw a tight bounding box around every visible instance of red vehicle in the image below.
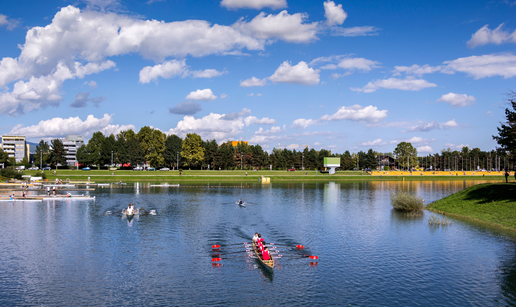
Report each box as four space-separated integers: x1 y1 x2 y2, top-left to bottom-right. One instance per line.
287 168 295 171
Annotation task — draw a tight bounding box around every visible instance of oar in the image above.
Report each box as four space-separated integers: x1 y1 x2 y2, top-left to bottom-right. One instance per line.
212 249 252 256
220 202 238 205
276 254 319 260
211 242 249 248
212 254 253 261
267 243 306 249
213 245 256 250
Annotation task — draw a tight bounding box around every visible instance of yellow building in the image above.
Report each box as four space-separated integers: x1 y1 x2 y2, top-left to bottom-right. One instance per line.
228 141 248 147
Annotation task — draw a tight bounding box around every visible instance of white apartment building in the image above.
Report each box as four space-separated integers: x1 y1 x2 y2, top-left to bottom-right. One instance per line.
1 135 29 163
62 135 84 166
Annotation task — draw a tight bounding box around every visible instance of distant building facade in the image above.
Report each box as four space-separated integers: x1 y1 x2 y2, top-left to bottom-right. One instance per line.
1 135 29 163
62 135 84 166
228 141 248 147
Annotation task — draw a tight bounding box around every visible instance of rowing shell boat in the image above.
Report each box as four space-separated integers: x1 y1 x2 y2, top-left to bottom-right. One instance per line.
252 242 274 272
238 202 246 207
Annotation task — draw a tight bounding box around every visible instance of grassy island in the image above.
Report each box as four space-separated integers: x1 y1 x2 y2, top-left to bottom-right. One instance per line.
427 183 516 231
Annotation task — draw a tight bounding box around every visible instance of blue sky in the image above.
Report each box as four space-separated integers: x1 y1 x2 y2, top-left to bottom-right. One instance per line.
1 0 515 154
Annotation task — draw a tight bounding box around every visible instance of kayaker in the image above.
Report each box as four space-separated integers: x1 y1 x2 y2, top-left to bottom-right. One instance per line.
127 203 135 215
252 233 258 243
262 246 271 260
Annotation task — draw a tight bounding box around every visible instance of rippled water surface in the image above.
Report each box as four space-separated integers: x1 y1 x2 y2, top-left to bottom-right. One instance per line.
1 180 516 306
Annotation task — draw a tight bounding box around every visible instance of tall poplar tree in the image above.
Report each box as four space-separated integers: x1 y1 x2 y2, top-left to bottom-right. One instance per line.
181 133 204 168
164 134 183 168
50 139 66 168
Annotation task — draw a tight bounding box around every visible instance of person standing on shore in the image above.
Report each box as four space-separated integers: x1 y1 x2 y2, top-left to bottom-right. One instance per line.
505 170 509 183
46 186 50 196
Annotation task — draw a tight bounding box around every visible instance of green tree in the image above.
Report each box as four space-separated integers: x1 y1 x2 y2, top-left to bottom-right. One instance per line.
76 144 90 166
340 150 354 170
493 92 516 164
137 126 165 167
127 137 144 167
35 140 50 168
235 142 252 169
181 133 205 168
0 148 8 165
50 139 66 168
394 142 418 170
87 132 105 169
214 143 234 169
114 131 130 168
363 149 377 169
251 144 267 168
305 148 318 170
164 135 183 169
203 139 218 169
100 134 116 166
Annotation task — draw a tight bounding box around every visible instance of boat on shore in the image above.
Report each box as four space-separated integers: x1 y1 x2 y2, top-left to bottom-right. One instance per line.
0 199 42 202
252 242 274 272
149 184 180 187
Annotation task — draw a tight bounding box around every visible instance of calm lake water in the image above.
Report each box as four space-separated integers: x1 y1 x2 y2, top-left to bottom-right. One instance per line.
1 180 515 306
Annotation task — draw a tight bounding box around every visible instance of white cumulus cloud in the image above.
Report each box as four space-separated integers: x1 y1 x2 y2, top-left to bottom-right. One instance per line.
269 61 320 85
9 113 134 139
467 23 516 48
240 76 267 87
359 138 386 147
351 77 437 93
185 89 217 101
291 118 319 129
437 93 476 107
406 119 458 132
244 116 276 126
417 146 433 153
320 105 388 123
221 0 287 10
167 113 244 141
441 53 516 79
233 10 319 43
324 1 347 26
139 59 187 83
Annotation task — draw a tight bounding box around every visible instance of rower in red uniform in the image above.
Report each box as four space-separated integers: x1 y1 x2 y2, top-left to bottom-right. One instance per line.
262 246 270 260
256 234 264 245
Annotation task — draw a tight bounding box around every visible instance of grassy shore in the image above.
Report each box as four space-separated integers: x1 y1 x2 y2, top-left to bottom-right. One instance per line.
17 169 506 183
427 183 516 231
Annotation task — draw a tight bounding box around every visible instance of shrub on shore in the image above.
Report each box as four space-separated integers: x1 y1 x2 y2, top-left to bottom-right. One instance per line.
0 168 23 180
391 190 424 212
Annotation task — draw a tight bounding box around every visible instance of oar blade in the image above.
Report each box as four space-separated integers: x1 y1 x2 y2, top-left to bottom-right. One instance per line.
212 258 222 262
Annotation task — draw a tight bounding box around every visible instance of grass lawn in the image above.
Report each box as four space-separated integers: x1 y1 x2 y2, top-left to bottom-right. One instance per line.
427 183 516 231
18 169 506 182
